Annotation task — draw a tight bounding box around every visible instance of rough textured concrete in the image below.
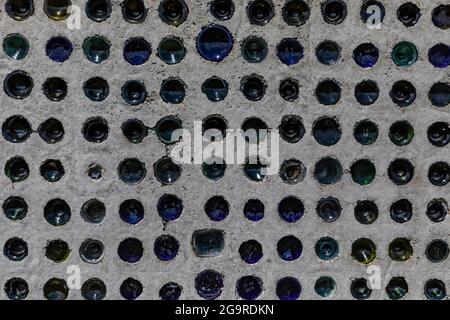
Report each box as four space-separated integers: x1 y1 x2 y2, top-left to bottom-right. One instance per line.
0 0 449 300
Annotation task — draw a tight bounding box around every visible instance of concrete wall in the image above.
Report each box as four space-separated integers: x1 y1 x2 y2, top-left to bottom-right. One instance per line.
0 0 448 299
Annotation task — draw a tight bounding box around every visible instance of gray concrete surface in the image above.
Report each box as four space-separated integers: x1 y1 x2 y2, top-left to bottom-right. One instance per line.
0 0 449 300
